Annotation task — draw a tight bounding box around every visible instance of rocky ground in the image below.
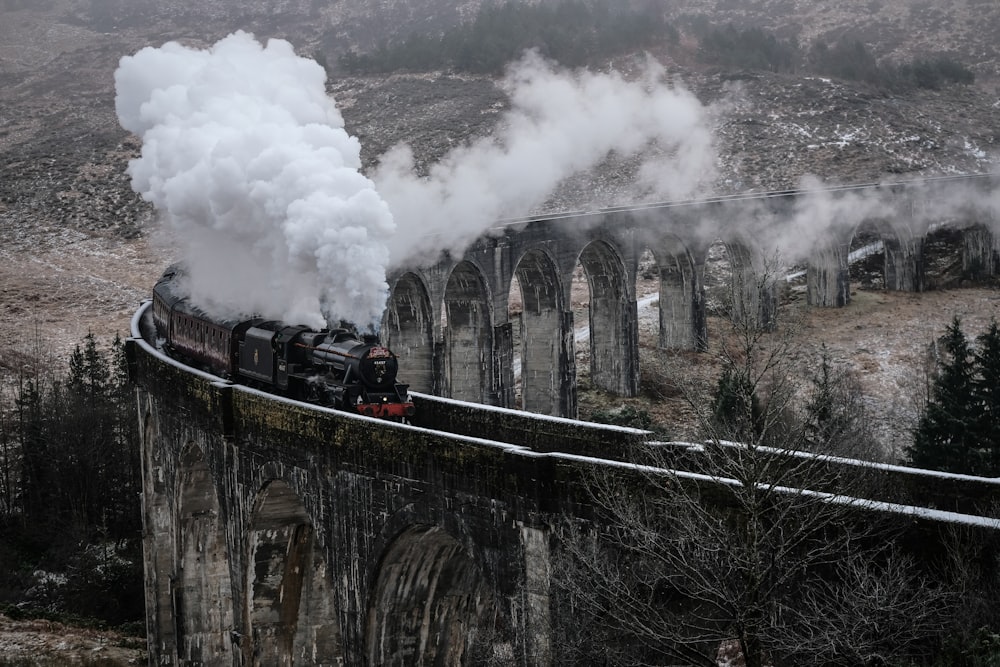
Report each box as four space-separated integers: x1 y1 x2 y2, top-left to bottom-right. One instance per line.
2 0 1000 661
0 613 146 666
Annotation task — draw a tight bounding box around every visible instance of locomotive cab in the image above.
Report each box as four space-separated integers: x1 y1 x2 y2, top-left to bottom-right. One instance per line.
239 323 315 395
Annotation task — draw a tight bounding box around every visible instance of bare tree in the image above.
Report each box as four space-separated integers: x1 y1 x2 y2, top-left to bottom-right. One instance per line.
550 257 955 666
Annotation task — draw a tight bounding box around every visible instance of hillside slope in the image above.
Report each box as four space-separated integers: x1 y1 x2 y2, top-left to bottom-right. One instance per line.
0 0 998 427
1 2 999 659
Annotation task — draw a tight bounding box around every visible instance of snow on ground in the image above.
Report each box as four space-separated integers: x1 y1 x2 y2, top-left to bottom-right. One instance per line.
0 614 146 665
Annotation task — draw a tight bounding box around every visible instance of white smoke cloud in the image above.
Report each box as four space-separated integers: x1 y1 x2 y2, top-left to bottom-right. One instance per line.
375 52 717 267
115 31 394 329
773 175 896 262
775 174 1000 266
116 31 996 337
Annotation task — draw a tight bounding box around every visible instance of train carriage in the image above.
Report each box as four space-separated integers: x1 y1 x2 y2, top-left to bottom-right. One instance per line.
152 265 256 377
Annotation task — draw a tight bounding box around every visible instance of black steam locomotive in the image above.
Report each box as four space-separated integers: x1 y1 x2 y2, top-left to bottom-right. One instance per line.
151 265 414 419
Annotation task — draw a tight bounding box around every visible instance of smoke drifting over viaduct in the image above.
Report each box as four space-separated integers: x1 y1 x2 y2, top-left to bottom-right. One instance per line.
385 174 1000 418
129 174 1000 665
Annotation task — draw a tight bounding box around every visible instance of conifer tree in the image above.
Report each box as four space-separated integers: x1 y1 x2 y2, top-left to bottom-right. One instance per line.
803 344 876 459
16 372 49 526
0 380 14 520
710 367 761 443
804 344 838 443
107 333 141 538
68 331 109 399
18 333 140 540
973 317 1000 474
908 317 980 473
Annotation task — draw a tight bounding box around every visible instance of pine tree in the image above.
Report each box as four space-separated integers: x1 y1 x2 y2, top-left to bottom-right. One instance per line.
20 332 141 540
973 317 1000 474
805 344 838 444
68 331 109 399
803 344 875 459
16 371 48 525
711 367 762 443
908 317 980 474
107 333 141 539
0 379 15 520
4 333 143 625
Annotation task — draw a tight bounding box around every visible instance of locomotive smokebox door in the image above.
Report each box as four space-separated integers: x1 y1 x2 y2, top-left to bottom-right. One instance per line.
239 326 277 383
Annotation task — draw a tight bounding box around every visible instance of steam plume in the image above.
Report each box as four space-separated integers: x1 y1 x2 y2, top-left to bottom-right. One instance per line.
115 31 394 329
375 52 717 267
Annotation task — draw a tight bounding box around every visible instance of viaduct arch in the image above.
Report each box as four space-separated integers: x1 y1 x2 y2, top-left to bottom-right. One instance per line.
384 175 999 419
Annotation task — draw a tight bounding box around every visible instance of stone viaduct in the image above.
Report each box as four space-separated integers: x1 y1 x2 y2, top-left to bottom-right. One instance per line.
129 302 661 666
129 304 1000 666
130 172 1000 667
383 173 999 418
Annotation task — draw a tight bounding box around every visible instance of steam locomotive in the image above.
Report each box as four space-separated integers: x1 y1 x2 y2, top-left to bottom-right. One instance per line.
151 265 414 419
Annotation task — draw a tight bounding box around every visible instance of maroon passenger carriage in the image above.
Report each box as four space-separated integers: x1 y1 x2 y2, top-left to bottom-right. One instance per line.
151 265 415 419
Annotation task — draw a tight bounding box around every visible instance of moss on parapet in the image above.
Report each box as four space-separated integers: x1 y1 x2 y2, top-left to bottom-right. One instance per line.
409 393 652 459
